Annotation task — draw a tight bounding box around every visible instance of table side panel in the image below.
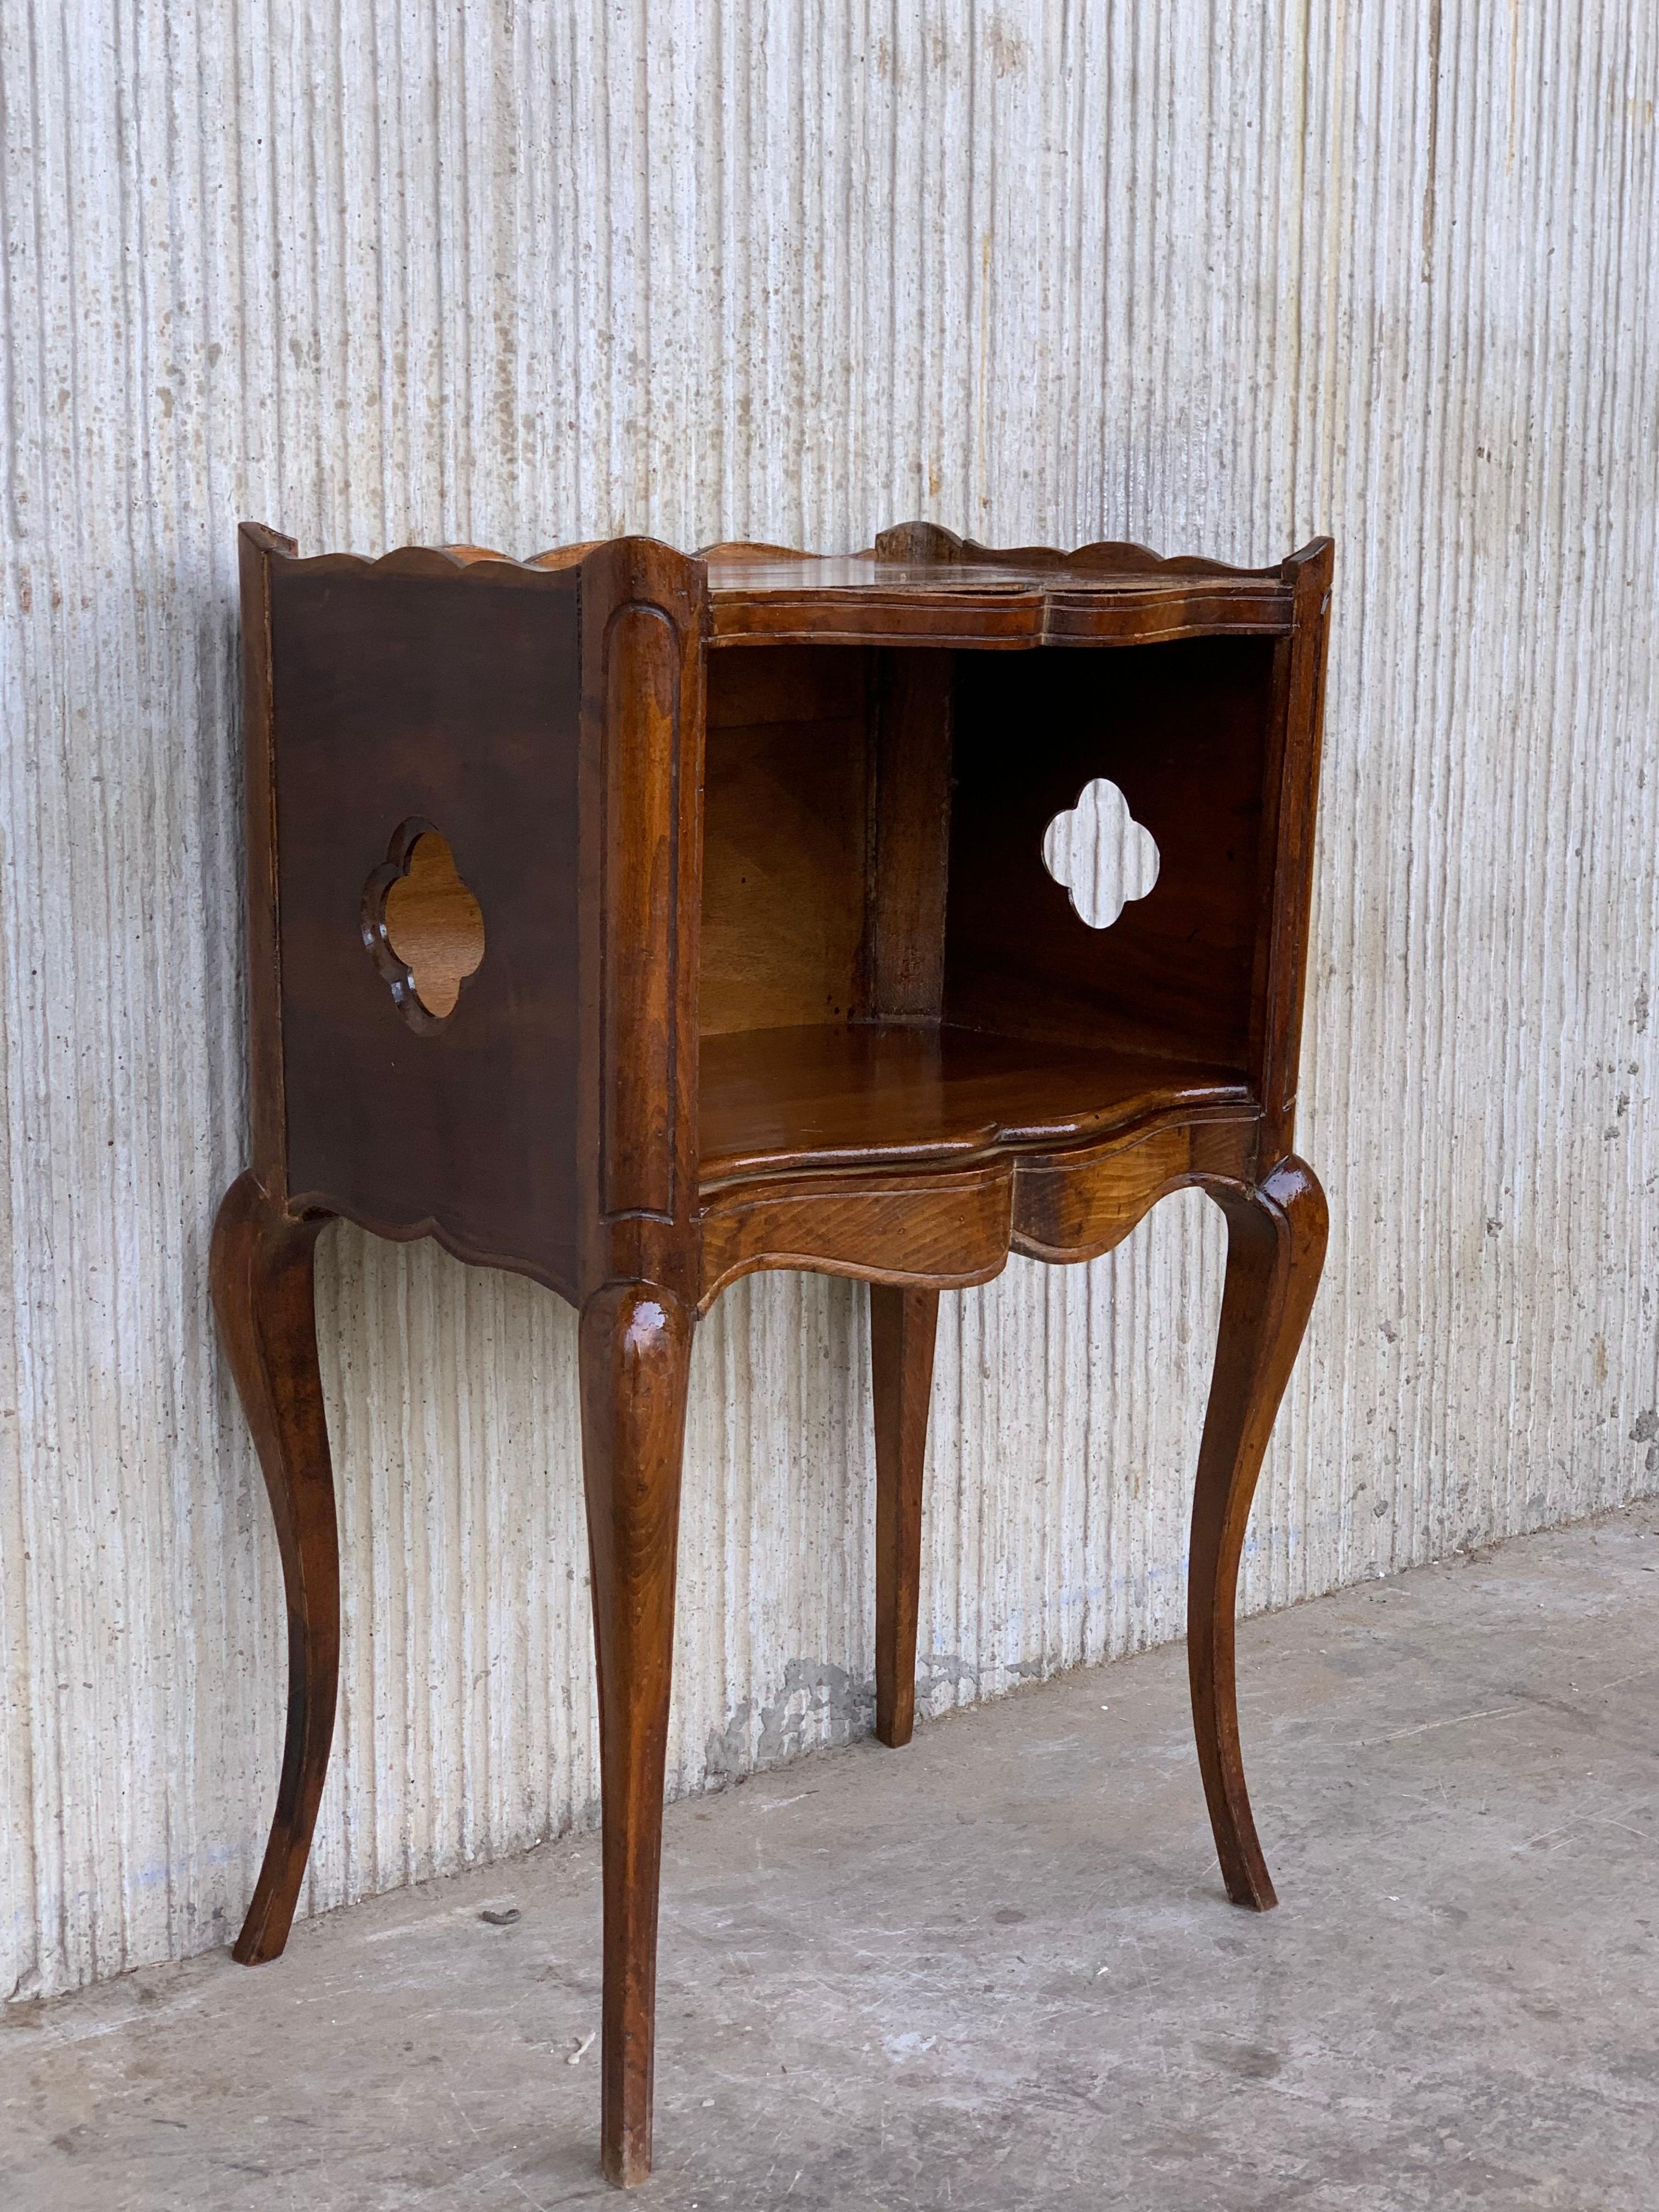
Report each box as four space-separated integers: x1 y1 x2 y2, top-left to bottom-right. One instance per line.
1253 544 1336 1163
269 565 583 1298
946 635 1277 1068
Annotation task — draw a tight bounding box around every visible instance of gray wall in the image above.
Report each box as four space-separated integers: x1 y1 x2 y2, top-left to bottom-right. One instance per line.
3 0 1656 2001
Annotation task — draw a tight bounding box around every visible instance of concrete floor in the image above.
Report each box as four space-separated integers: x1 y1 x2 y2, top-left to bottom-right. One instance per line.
5 1504 1658 2211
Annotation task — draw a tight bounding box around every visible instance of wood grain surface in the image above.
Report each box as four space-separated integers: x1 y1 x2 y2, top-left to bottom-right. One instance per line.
216 521 1331 2186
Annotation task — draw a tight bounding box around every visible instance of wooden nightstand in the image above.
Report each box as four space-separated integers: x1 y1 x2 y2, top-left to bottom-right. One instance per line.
213 518 1332 2185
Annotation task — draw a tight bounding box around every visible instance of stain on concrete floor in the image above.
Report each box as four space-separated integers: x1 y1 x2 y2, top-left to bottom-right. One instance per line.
3 1503 1656 2210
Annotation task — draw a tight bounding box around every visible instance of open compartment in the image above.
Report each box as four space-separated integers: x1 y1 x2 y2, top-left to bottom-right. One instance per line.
697 632 1277 1189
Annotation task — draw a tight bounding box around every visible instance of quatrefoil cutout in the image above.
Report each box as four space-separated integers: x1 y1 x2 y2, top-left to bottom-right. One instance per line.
362 823 486 1025
1041 778 1161 929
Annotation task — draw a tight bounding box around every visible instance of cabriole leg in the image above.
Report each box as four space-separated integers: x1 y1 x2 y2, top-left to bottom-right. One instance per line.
1189 1156 1328 1910
211 1171 338 1966
870 1284 939 1748
580 1282 695 2188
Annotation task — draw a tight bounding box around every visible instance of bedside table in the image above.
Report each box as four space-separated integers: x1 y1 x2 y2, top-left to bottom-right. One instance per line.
214 518 1331 2184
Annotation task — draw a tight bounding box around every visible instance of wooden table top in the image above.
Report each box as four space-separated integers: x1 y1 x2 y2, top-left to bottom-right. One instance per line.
246 528 1301 648
701 548 1296 647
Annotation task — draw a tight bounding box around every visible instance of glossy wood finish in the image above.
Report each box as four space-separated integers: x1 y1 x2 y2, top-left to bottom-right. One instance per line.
1255 546 1334 1163
1012 1110 1257 1262
266 538 586 1295
870 1285 939 1748
376 829 487 1020
580 1282 694 2187
216 519 1332 2187
697 1024 1250 1186
699 1159 1014 1312
702 550 1296 648
210 1172 336 1965
1189 1157 1329 1908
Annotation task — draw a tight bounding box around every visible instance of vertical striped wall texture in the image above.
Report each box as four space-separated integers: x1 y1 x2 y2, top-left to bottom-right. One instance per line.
2 1 1656 2000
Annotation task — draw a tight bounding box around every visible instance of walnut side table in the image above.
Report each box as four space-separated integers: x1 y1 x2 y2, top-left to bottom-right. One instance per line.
213 519 1332 2185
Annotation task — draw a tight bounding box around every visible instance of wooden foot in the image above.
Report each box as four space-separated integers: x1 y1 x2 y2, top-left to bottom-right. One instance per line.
580 1282 695 2188
1189 1155 1328 1911
211 1172 338 1966
870 1284 939 1748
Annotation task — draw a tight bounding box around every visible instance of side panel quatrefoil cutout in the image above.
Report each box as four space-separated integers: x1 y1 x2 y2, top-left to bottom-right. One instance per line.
1041 778 1160 930
361 823 486 1025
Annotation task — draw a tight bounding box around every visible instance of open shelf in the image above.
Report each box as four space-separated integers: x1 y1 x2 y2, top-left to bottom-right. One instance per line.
697 1021 1252 1191
696 613 1276 1198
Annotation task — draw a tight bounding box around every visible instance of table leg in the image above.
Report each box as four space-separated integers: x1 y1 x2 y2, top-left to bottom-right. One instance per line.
210 1172 339 1966
870 1284 939 1748
580 1281 694 2187
1189 1154 1328 1910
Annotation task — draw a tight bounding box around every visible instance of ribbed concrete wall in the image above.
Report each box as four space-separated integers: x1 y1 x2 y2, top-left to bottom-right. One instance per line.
3 1 1656 2001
